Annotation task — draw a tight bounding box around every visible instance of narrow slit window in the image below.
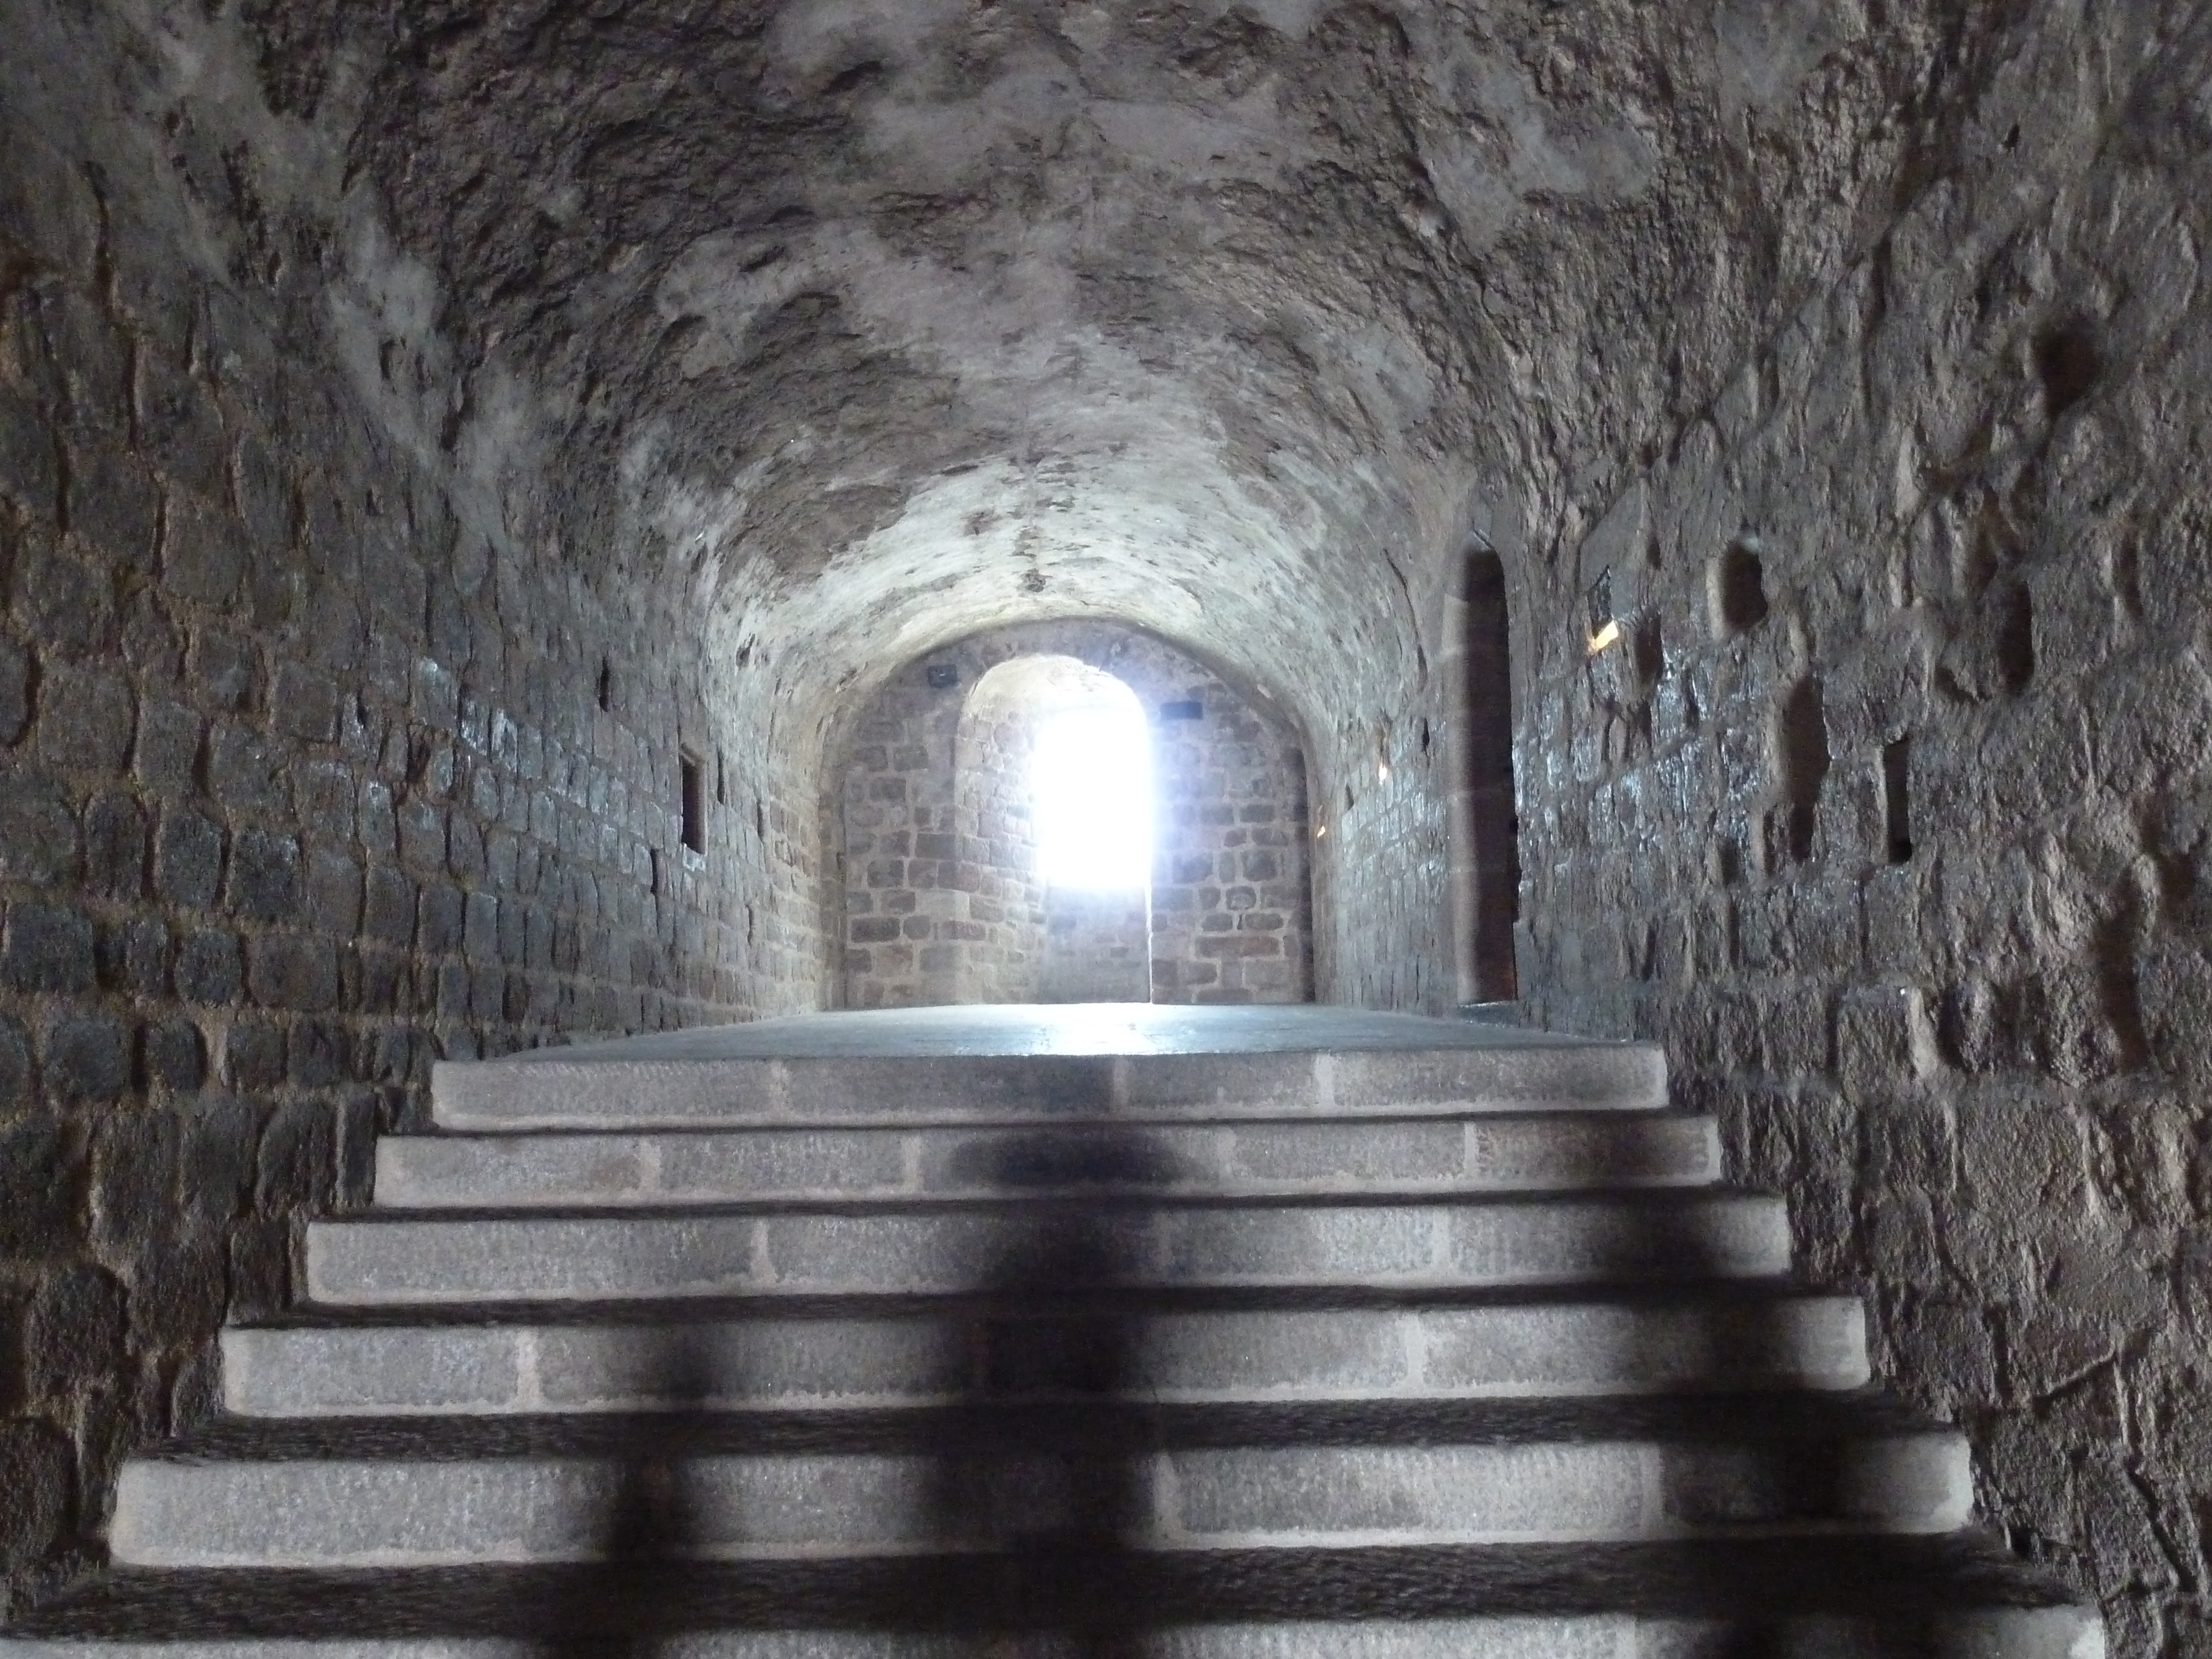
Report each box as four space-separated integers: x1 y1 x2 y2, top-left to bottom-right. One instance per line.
680 751 706 854
1460 547 1521 1000
1882 737 1913 864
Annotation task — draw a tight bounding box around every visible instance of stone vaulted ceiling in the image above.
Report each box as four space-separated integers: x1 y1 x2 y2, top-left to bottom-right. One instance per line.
107 0 2006 735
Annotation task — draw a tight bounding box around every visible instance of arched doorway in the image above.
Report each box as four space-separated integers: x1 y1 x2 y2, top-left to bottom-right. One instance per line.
832 621 1316 1008
1446 545 1522 1004
957 656 1154 1003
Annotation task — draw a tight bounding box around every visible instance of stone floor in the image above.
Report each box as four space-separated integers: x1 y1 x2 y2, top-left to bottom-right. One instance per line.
493 1003 1603 1061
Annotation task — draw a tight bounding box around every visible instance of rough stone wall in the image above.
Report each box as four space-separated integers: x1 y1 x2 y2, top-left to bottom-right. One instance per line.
0 39 823 1619
951 689 1047 1003
837 665 1044 1007
1309 716 1457 1016
1148 683 1314 1006
1515 13 2212 1651
834 622 1313 1008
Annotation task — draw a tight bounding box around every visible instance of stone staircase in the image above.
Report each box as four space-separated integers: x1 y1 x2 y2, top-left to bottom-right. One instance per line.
3 1006 2101 1657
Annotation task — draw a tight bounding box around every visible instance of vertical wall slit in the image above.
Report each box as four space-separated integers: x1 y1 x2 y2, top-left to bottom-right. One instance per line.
1453 546 1521 1003
680 752 707 854
1882 737 1913 864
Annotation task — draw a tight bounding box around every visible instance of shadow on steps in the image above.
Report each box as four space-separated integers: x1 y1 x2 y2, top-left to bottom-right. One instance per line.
922 1126 1182 1658
528 1125 1185 1658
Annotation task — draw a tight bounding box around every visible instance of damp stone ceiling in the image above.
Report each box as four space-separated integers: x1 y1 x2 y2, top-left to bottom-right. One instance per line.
49 0 1999 736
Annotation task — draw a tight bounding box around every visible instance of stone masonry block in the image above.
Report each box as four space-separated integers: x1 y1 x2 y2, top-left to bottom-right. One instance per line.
187 630 257 711
227 828 302 921
67 442 160 571
133 699 203 795
1837 986 1936 1098
305 848 364 933
247 933 340 1012
221 1018 286 1091
0 382 56 523
207 723 285 816
162 489 248 608
17 539 112 658
19 1261 125 1401
174 928 243 1006
288 1019 349 1089
294 759 357 840
418 882 465 954
0 1418 71 1575
155 810 225 910
0 1115 76 1258
0 1015 28 1114
39 1009 131 1102
97 915 168 997
144 1018 206 1094
34 662 134 775
1 898 96 993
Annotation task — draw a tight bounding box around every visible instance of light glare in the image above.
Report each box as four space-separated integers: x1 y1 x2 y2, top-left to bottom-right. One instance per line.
1032 704 1152 890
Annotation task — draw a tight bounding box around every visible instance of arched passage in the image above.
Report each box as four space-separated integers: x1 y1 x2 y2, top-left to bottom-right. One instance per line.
833 621 1316 1008
1445 545 1523 1005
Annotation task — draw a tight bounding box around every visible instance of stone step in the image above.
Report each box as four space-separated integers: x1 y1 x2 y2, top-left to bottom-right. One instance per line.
106 1400 1972 1567
373 1112 1721 1210
222 1290 1870 1416
430 1038 1667 1132
305 1192 1793 1306
0 1537 2105 1658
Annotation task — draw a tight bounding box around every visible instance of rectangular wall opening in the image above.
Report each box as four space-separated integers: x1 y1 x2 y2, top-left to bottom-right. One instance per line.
680 751 707 854
1882 736 1912 864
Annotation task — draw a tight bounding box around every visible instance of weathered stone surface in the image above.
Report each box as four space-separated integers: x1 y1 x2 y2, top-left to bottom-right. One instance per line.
20 1263 125 1399
131 701 202 797
153 811 223 911
0 902 95 994
107 1427 1972 1566
223 831 299 923
84 791 148 899
96 916 168 998
0 0 2203 1642
17 541 112 660
0 772 80 886
160 491 247 610
0 1118 77 1257
142 1017 204 1094
245 934 339 1013
0 641 29 747
39 1010 129 1102
173 930 241 1008
0 1419 70 1575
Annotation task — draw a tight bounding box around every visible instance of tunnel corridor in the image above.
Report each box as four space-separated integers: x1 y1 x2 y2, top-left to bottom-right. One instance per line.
0 0 2209 1652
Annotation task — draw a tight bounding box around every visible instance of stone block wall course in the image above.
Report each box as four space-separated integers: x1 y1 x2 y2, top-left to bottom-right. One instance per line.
1308 713 1458 1016
1499 14 2212 1649
1149 684 1314 1005
2 0 2205 1649
0 67 823 1615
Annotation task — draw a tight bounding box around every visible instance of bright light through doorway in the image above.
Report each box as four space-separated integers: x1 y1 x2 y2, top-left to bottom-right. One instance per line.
1032 700 1153 891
